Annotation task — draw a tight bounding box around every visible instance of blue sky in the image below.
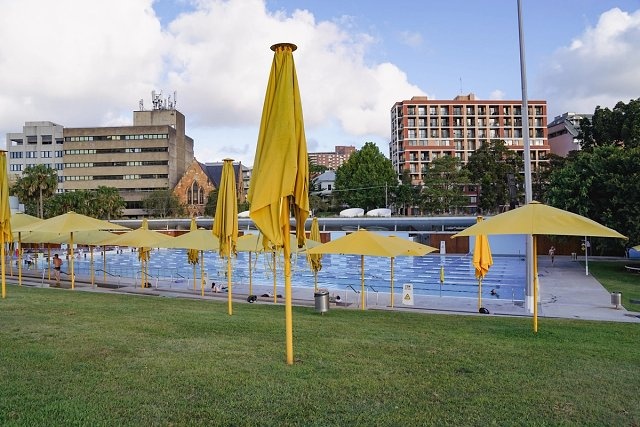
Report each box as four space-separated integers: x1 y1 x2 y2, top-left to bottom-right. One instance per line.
2 0 639 166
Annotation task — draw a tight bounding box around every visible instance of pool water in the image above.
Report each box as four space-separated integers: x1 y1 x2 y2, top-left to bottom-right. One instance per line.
48 247 526 301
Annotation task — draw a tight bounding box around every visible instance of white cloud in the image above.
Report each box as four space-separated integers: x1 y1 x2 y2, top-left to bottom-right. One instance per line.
539 7 640 116
0 0 424 166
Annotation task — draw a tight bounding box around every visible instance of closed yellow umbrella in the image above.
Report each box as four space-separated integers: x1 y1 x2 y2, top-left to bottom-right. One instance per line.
212 159 238 315
187 218 199 292
0 152 12 299
452 201 627 332
248 43 310 365
472 216 493 312
308 217 322 292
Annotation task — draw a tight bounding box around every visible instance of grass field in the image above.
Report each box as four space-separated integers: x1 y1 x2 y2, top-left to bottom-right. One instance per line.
0 261 638 426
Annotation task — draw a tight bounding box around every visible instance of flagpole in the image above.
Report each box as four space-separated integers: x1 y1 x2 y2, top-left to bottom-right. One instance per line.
283 198 294 365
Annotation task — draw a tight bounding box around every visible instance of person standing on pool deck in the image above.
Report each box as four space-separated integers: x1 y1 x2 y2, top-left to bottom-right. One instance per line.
548 246 556 266
53 254 63 287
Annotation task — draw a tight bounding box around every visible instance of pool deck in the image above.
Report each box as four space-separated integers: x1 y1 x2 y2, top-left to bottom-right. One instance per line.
11 256 640 324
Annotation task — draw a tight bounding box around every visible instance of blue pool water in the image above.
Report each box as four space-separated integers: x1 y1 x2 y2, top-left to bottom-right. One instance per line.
48 245 526 302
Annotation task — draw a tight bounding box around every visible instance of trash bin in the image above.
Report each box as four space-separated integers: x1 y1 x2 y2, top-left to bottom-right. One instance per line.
611 291 622 309
314 289 330 314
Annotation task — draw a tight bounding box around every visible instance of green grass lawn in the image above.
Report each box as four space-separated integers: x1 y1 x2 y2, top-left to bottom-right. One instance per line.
1 280 639 426
588 260 640 312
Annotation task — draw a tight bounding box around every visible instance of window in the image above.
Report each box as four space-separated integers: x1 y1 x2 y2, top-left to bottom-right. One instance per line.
503 106 511 115
453 106 462 115
55 151 63 158
440 106 449 115
42 151 52 158
42 135 53 144
466 106 475 115
407 118 415 127
10 152 23 159
417 106 426 115
419 129 427 138
10 164 22 172
429 106 437 115
407 129 416 138
430 118 438 127
26 151 38 158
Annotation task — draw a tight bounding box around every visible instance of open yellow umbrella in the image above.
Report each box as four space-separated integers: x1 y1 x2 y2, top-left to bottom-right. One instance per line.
237 232 319 302
248 43 310 365
307 230 437 310
308 217 323 292
452 201 626 332
9 212 42 283
105 219 172 288
472 216 493 312
162 218 219 296
387 235 439 307
0 152 12 299
212 159 238 315
18 212 129 290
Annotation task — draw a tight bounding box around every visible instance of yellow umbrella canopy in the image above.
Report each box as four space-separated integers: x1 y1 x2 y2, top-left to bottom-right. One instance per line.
17 211 129 290
212 159 239 315
472 216 493 311
163 229 220 251
452 201 626 238
104 219 172 248
248 43 309 250
10 212 42 232
452 201 626 332
307 230 437 309
248 42 310 365
632 245 640 251
237 232 319 253
0 152 12 299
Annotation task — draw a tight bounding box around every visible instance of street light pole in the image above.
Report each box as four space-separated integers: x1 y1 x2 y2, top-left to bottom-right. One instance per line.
517 0 535 313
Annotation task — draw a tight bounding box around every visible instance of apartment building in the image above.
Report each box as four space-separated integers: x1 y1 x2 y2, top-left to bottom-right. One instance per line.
547 112 592 157
308 145 356 170
63 108 194 218
390 94 549 185
6 121 65 190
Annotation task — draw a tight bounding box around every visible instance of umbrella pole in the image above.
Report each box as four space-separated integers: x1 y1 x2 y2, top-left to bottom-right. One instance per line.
361 255 365 310
283 200 294 365
48 245 51 280
1 235 6 298
18 236 22 287
390 257 394 308
534 235 539 333
248 252 253 296
200 250 205 297
9 242 13 277
478 278 482 310
90 246 94 287
193 263 196 291
272 251 277 303
103 246 106 282
227 238 232 315
314 271 318 293
70 232 75 289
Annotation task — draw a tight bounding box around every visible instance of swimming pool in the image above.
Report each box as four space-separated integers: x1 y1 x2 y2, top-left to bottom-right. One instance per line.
44 247 526 302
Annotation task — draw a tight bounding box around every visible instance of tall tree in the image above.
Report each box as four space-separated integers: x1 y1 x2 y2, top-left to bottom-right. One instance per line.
392 169 420 215
142 189 186 218
420 156 470 215
11 164 58 218
333 142 397 212
94 186 125 220
546 146 640 255
465 140 523 214
579 98 640 150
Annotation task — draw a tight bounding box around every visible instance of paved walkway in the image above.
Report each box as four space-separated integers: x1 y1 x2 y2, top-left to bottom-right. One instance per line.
11 256 640 323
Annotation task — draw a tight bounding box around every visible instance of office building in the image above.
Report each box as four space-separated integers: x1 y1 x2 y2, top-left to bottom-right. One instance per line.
6 121 65 190
63 107 194 218
390 94 549 185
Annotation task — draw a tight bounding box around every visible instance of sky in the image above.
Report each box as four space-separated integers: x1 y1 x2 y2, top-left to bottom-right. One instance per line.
1 0 639 167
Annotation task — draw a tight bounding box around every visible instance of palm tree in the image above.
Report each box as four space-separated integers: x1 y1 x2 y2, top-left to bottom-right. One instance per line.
94 186 125 220
12 164 58 218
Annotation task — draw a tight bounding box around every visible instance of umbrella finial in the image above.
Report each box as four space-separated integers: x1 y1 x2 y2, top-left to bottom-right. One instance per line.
270 43 297 52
